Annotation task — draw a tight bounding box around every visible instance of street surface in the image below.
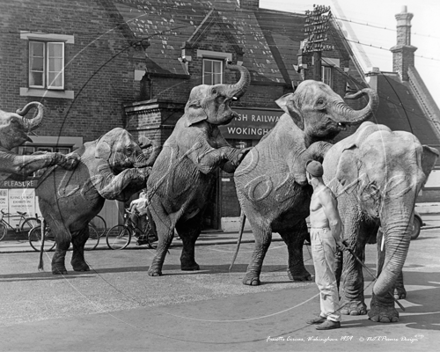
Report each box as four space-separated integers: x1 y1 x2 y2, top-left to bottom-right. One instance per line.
0 220 440 352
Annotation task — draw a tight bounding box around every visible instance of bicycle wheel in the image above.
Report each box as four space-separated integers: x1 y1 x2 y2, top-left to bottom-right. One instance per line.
0 221 7 241
106 225 131 250
85 224 100 250
20 217 41 235
90 215 107 238
28 226 56 252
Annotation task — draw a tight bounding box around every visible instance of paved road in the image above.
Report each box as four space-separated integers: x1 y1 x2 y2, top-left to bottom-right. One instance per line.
0 224 439 352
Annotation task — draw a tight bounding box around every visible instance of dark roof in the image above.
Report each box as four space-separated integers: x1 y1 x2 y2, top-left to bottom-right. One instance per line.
374 74 440 147
112 0 338 84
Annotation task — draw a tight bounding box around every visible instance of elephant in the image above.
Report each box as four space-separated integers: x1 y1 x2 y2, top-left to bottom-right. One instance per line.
36 128 154 274
146 63 251 276
0 102 79 180
233 80 378 286
322 121 438 322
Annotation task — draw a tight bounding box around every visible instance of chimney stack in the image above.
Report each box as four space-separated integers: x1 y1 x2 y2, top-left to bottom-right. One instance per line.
390 6 417 81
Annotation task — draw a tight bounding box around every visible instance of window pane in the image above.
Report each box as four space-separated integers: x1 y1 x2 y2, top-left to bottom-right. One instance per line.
30 42 44 57
30 72 43 86
48 43 63 57
213 72 222 85
213 61 222 74
48 72 62 87
30 57 44 71
48 57 63 71
204 60 212 73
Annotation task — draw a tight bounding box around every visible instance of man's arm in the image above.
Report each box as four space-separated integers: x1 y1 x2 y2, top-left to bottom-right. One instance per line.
320 189 343 247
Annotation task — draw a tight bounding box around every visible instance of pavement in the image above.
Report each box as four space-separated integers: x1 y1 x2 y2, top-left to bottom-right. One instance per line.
1 213 440 253
1 213 440 352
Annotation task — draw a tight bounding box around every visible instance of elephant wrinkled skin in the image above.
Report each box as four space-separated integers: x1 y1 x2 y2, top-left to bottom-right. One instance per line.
36 128 153 274
0 102 79 180
322 121 438 322
146 64 251 276
234 80 378 286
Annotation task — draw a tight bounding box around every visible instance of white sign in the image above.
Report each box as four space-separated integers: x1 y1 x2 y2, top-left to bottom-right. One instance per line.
8 189 35 227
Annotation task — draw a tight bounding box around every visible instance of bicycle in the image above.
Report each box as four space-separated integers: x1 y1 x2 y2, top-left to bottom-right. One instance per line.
0 210 41 241
106 209 157 250
28 220 101 252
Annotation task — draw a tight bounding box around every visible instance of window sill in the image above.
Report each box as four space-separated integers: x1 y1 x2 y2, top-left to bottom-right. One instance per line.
20 88 74 100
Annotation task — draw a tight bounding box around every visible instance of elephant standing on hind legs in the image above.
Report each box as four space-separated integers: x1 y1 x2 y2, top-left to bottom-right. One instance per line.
146 64 251 277
233 80 378 286
0 102 78 179
322 121 438 322
36 128 157 274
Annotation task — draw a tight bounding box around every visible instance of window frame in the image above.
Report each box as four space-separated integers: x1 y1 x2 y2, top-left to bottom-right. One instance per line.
29 41 65 90
321 66 332 86
202 58 224 85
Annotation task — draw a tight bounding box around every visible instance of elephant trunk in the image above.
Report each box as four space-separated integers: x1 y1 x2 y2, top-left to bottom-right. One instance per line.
373 208 412 298
133 151 150 168
331 88 379 124
143 140 162 166
15 102 44 131
223 64 251 100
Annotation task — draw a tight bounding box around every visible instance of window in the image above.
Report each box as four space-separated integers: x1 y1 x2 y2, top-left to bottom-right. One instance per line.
322 66 332 86
29 41 64 90
203 59 223 85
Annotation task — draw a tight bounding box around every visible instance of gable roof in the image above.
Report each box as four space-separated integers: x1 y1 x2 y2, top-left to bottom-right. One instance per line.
111 0 350 85
374 73 440 161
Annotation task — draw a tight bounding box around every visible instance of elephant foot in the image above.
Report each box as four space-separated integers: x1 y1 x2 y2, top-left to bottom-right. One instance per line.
52 265 68 275
148 267 163 276
287 268 312 282
340 301 367 315
368 305 399 323
242 273 261 286
72 261 90 272
181 262 200 271
394 286 407 300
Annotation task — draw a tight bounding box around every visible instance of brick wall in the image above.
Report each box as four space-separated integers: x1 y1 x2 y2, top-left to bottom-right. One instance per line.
0 0 140 143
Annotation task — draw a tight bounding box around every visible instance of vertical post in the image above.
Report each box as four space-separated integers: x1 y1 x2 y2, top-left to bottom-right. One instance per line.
313 51 322 81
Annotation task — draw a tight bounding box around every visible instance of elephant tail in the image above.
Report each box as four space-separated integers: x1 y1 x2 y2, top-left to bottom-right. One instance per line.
229 212 246 271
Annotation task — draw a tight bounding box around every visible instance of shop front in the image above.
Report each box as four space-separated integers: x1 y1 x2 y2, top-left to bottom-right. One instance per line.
217 107 283 231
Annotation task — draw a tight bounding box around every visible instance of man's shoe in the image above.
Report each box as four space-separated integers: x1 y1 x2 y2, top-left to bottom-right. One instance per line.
315 320 340 330
306 316 326 325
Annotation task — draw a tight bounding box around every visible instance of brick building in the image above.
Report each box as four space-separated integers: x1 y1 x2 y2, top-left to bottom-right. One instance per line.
1 1 439 229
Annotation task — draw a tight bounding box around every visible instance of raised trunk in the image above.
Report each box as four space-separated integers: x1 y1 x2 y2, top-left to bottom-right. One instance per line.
331 88 379 124
223 64 251 99
15 102 44 130
373 209 412 298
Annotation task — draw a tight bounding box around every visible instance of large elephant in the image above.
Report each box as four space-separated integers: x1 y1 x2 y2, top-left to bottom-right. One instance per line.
322 121 438 322
0 102 78 179
36 128 154 274
234 80 378 286
146 64 251 276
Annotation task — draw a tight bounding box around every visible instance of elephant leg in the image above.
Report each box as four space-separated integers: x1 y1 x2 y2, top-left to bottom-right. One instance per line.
148 207 175 277
71 227 90 272
339 220 377 316
51 232 71 275
278 221 312 282
175 214 202 271
394 271 406 299
243 218 272 286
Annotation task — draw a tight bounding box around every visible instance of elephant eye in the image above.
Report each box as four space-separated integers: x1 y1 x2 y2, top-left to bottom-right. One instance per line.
316 98 326 108
126 147 133 155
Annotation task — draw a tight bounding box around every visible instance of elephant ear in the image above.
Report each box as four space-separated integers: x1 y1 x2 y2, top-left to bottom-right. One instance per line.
275 93 304 130
184 101 207 127
335 147 360 192
95 137 112 160
421 145 439 178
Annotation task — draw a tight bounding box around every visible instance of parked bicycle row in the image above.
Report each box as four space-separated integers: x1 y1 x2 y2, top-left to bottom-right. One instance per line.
0 208 158 252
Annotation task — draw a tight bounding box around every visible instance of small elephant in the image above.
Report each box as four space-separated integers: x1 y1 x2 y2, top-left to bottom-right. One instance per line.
36 128 154 274
146 64 251 276
322 121 438 322
234 80 378 286
0 102 79 180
